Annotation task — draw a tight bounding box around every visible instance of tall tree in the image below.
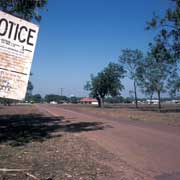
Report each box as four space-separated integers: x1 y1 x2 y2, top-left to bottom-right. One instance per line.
25 80 34 102
137 43 172 109
0 0 48 22
119 49 143 108
84 63 125 108
147 0 180 94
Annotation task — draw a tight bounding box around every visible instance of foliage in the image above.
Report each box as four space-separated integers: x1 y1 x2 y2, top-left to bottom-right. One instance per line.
167 72 180 97
0 97 17 105
147 0 180 59
44 94 68 104
69 96 80 104
105 96 136 104
105 96 124 104
146 0 180 95
84 63 125 108
119 49 143 108
0 0 48 22
25 81 34 102
136 43 173 109
31 94 42 103
123 97 135 104
119 49 143 79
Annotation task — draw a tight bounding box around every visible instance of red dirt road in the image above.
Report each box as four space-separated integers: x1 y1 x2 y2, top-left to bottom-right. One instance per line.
36 104 180 180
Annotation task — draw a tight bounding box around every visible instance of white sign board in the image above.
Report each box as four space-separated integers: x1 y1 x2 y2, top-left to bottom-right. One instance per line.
0 11 39 100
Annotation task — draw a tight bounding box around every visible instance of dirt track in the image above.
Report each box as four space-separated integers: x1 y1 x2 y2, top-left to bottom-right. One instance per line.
36 104 180 180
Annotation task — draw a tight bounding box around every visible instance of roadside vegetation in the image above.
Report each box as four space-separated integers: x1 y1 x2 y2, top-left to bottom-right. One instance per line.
60 104 180 127
0 1 180 179
1 0 179 110
85 0 180 110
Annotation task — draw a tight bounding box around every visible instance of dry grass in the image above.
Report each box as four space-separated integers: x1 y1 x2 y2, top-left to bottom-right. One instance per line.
59 104 180 127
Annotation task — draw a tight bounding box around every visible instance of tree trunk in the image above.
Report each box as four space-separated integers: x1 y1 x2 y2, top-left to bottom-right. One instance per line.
100 97 104 109
157 90 161 110
134 81 138 108
150 93 153 106
97 97 101 108
150 93 153 101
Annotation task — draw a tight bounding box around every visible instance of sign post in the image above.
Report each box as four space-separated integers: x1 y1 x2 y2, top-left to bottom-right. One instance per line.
0 11 39 100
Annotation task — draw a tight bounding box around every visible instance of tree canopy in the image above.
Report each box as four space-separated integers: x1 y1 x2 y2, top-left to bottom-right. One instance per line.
147 0 180 60
136 43 173 109
143 0 180 105
0 0 48 22
25 81 34 102
44 94 69 104
84 63 125 108
31 94 42 103
119 49 143 108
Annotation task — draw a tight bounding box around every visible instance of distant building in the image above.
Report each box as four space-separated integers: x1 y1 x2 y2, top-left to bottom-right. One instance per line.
146 100 159 105
80 97 98 105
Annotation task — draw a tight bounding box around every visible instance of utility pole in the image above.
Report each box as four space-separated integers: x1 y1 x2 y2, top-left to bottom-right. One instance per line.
60 88 63 96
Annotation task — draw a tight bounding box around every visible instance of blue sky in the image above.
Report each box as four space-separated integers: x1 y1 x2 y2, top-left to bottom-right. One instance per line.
31 0 170 97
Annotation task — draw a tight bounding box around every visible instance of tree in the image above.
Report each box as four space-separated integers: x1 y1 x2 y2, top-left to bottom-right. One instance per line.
147 0 180 95
119 49 143 108
69 96 79 104
147 0 180 60
167 72 180 97
25 80 34 102
0 97 15 106
136 57 156 102
31 94 42 103
44 94 68 104
137 43 172 109
84 63 125 108
105 96 124 104
44 94 60 103
0 0 48 22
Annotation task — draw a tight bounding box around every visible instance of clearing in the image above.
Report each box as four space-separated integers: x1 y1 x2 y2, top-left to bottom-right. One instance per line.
0 104 180 180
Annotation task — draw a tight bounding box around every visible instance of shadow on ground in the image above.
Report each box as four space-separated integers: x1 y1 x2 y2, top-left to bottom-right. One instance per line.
0 114 105 146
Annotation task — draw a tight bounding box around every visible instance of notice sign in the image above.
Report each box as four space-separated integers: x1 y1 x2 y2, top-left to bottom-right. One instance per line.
0 11 39 100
